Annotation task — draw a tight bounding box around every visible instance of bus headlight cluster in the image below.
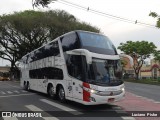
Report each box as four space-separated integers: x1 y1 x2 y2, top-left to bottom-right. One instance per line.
121 87 125 92
83 86 98 94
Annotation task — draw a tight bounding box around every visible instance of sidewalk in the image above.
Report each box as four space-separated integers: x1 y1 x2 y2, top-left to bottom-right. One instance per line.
115 91 160 120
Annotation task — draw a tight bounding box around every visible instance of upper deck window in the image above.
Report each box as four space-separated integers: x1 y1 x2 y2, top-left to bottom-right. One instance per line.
61 33 80 52
78 32 117 55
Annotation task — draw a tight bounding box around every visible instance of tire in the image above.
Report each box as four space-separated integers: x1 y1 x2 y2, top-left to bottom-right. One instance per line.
48 85 56 99
58 86 66 103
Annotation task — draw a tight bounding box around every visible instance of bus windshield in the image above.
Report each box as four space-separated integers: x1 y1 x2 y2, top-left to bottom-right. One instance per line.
78 32 117 55
87 58 123 86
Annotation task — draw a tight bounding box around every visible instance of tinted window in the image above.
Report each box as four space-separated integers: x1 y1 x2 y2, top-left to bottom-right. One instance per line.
26 41 60 63
87 59 123 86
61 33 80 52
78 32 117 55
66 55 84 81
29 67 63 80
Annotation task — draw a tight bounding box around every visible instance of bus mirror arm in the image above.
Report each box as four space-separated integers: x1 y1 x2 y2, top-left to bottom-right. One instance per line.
66 49 92 64
119 54 134 66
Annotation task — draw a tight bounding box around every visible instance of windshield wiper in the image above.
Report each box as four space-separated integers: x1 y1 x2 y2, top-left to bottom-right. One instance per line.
88 80 96 84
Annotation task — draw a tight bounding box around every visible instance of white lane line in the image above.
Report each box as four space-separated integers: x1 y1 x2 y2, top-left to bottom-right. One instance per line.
121 117 136 120
25 105 59 120
115 110 127 114
21 90 27 93
112 106 122 110
1 91 6 95
40 99 83 115
133 94 159 103
7 91 13 94
3 117 18 120
14 90 20 94
4 83 20 88
146 98 155 102
154 101 160 104
0 93 35 98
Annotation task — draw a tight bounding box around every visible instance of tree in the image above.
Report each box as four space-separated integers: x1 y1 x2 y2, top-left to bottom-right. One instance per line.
149 12 160 28
0 10 100 79
118 41 157 79
153 50 160 64
32 0 56 7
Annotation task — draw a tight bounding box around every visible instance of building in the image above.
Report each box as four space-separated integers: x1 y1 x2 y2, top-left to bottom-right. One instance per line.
140 59 160 79
122 57 135 78
123 57 160 79
0 66 10 73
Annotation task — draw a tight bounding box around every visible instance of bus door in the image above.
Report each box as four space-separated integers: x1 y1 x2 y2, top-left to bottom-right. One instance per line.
72 78 83 100
66 55 83 100
66 79 73 98
66 78 82 100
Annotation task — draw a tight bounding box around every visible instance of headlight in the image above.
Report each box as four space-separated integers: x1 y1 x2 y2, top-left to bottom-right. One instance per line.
83 86 98 94
90 89 96 93
121 87 125 92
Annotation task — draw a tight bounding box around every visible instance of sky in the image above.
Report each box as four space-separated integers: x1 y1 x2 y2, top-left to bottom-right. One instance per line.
0 0 160 66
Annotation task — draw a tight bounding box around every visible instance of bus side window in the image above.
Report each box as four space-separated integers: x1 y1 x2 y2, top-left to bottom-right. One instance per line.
61 33 80 52
67 55 83 80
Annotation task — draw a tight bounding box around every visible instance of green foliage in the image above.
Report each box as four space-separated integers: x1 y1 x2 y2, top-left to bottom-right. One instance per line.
32 0 56 7
149 12 158 18
153 50 160 63
118 41 157 79
149 12 160 28
118 41 156 58
0 10 100 75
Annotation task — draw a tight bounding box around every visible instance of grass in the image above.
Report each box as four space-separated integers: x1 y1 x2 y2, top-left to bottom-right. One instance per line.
124 79 160 86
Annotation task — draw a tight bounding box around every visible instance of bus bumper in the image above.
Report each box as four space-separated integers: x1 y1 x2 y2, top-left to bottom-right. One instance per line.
82 91 125 105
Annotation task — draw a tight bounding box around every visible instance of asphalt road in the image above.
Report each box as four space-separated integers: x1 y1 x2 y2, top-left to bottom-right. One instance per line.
0 81 129 120
124 82 160 102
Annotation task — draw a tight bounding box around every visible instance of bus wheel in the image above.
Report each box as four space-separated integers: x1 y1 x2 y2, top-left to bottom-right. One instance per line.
58 86 66 103
48 85 56 99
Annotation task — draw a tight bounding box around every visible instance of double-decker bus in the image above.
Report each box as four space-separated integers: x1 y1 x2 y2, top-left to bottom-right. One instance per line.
20 30 133 105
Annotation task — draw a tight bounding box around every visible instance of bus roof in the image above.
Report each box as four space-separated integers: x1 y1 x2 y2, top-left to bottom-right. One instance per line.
20 30 102 61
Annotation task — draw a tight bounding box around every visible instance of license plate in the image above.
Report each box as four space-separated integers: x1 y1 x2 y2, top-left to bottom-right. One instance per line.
108 98 115 102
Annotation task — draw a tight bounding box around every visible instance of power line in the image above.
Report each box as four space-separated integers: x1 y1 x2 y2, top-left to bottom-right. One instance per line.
57 0 157 29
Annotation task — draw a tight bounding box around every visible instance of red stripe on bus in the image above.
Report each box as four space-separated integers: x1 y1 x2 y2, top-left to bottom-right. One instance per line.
83 82 90 102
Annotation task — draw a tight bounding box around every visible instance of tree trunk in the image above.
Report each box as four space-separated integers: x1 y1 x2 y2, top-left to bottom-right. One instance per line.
135 72 139 80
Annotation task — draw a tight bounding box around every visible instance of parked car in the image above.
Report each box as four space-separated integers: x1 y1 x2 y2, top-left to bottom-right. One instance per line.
0 72 10 81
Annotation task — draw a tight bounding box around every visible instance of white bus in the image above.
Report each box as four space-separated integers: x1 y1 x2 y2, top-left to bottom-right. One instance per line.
20 30 132 105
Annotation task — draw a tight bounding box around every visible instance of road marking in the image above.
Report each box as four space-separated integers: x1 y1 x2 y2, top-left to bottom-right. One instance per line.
4 83 20 88
146 98 155 102
7 91 13 94
133 94 160 103
21 90 27 93
40 99 83 115
3 117 18 120
121 117 136 120
115 110 127 114
25 105 59 120
112 106 122 110
154 101 160 104
13 90 20 93
1 91 6 94
0 93 35 98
